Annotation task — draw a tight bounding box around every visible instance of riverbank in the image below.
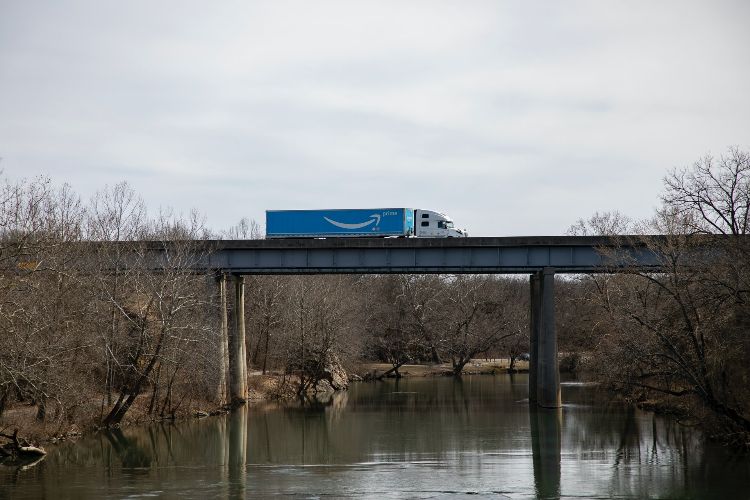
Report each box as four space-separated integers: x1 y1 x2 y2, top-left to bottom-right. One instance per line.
0 359 524 448
356 359 530 378
0 371 339 448
0 399 217 449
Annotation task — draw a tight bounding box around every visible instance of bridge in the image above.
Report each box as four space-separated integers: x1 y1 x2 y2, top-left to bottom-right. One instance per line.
203 235 663 274
192 236 665 410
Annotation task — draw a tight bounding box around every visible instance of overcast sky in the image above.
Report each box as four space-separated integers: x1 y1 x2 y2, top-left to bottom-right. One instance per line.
1 1 749 236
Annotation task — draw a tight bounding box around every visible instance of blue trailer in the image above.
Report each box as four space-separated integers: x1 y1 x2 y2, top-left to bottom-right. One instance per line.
265 208 467 238
266 208 415 238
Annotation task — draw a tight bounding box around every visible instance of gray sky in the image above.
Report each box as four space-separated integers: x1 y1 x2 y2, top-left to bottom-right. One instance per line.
1 1 749 236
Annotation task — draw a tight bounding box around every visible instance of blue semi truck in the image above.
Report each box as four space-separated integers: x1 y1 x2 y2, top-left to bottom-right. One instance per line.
266 208 467 238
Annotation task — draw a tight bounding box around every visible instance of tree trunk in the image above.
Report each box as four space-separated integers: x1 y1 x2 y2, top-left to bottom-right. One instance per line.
106 362 114 406
35 395 46 421
0 388 8 418
148 363 162 415
161 365 180 418
452 355 472 376
104 327 166 426
377 361 407 380
452 360 461 376
430 345 442 364
261 327 271 375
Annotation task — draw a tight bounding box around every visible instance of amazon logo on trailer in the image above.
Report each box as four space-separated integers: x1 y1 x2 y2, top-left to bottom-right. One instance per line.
324 214 381 230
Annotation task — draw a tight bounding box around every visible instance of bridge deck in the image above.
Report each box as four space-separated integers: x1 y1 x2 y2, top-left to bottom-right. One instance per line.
202 236 662 274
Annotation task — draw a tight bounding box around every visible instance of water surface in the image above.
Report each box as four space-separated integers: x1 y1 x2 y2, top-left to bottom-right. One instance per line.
2 374 749 498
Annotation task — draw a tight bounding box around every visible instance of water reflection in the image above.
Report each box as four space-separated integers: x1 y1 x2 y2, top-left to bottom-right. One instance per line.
2 376 750 499
228 405 247 498
530 408 561 499
104 428 152 469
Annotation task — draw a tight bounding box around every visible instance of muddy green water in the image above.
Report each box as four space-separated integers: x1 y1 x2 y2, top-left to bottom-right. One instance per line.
2 375 749 499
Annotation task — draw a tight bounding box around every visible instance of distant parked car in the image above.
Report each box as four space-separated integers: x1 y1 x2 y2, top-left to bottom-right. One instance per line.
518 353 530 361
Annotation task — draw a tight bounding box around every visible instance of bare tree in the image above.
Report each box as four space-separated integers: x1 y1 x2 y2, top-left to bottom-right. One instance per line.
102 212 212 425
0 178 93 422
567 210 633 237
396 275 446 364
86 182 147 408
223 217 263 240
246 276 286 374
276 276 357 398
441 276 527 376
361 275 429 378
576 148 750 441
663 147 750 235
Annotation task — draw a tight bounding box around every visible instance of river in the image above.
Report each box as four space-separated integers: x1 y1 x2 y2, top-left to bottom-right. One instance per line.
2 374 749 499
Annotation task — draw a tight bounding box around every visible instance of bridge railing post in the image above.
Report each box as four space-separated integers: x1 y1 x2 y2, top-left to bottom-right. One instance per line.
537 267 561 408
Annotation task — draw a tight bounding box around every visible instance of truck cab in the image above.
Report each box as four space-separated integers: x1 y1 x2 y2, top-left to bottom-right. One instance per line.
414 209 467 237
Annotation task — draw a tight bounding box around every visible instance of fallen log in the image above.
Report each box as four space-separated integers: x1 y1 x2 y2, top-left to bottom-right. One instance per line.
0 430 46 458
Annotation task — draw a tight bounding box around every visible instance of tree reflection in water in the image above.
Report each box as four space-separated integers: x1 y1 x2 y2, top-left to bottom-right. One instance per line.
103 428 151 470
4 376 750 498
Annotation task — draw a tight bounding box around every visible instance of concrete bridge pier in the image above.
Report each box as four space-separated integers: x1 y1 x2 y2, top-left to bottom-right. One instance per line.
529 273 540 405
529 268 561 408
228 274 248 404
216 273 229 405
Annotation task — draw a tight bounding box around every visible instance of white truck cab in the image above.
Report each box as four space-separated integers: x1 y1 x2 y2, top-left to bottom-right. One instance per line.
414 209 468 237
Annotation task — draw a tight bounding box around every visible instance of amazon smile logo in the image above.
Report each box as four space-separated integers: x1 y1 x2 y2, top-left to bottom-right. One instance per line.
324 213 381 229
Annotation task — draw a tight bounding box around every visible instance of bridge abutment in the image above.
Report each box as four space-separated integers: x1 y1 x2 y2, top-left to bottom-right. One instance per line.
530 268 561 408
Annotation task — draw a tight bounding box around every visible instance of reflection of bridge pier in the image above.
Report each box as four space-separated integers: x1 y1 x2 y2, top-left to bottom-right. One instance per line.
530 407 562 498
228 406 248 497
